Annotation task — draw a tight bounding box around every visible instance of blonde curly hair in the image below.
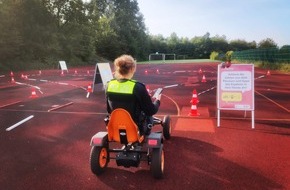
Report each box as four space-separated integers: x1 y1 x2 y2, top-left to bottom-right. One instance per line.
114 54 136 79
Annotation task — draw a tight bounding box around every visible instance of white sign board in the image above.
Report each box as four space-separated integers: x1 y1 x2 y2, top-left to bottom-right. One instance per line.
59 61 68 71
93 63 113 91
217 63 255 128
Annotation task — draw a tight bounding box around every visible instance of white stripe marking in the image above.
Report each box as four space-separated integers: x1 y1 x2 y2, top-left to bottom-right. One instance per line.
0 101 22 108
58 82 68 85
173 71 186 73
255 75 265 79
163 84 179 88
6 115 34 131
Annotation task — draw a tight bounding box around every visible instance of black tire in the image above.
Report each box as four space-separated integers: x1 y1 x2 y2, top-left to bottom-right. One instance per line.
90 146 109 175
162 115 171 140
150 145 164 179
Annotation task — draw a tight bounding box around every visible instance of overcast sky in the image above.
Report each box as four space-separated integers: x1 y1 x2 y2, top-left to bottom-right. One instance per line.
137 0 290 47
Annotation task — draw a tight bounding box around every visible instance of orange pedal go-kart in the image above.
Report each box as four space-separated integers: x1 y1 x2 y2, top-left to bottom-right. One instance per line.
89 108 171 179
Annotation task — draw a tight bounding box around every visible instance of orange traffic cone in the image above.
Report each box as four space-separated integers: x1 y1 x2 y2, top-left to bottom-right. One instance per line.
156 69 160 74
10 71 14 77
87 70 90 75
39 70 42 75
74 70 78 75
30 88 38 98
87 84 92 93
11 77 15 83
198 68 202 74
60 70 64 76
201 74 207 82
145 70 148 74
266 70 271 76
189 89 200 116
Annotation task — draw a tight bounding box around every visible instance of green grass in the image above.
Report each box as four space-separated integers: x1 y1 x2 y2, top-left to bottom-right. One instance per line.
232 59 290 73
137 59 221 64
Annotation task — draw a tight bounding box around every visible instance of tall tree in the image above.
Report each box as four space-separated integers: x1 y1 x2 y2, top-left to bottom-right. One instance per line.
148 35 168 55
258 38 278 49
0 0 23 66
93 0 148 60
45 0 96 64
211 35 229 53
191 32 212 58
166 32 179 53
110 0 148 59
94 0 120 60
20 0 60 67
230 39 256 51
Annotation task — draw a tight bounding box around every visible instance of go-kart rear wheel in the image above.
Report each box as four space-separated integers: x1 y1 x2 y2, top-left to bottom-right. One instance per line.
150 145 164 179
90 146 109 175
162 115 171 140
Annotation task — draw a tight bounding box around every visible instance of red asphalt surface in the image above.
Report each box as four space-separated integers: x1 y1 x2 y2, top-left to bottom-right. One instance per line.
1 62 290 190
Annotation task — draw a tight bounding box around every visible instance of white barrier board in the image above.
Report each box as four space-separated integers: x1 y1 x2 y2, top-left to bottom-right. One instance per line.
59 61 68 71
93 63 113 91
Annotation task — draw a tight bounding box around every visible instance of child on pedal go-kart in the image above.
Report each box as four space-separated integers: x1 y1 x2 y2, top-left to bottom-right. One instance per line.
105 54 161 135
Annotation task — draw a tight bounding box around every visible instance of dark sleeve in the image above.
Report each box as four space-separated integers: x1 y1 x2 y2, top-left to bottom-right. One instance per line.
134 82 160 116
106 99 112 114
105 82 112 114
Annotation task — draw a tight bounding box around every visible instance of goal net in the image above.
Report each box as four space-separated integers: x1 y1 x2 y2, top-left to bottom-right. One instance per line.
149 53 165 61
164 54 176 60
149 53 176 61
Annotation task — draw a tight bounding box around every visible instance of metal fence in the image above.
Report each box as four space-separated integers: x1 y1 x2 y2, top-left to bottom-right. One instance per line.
232 46 290 63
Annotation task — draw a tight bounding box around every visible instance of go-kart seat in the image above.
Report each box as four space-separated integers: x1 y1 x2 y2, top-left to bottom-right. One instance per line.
107 108 144 145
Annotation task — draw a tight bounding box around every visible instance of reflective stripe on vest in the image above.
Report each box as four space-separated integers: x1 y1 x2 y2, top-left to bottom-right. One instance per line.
107 80 136 94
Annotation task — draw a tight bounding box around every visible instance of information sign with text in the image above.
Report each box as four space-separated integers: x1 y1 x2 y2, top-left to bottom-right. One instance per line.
217 64 254 111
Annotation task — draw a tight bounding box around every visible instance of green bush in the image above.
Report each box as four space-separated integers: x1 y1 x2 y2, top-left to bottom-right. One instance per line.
210 51 219 60
280 63 290 72
226 51 233 61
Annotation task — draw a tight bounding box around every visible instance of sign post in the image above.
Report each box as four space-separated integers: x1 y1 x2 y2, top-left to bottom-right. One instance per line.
217 63 255 129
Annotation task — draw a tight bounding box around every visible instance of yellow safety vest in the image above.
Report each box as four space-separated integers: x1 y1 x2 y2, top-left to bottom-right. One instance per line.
107 80 136 94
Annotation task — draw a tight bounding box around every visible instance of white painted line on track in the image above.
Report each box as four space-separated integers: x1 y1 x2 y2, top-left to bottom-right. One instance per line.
15 82 39 89
0 101 22 108
33 78 88 92
0 75 5 78
198 86 216 96
162 94 180 116
255 90 290 113
15 82 43 94
163 84 179 89
58 82 69 85
15 82 24 85
255 75 265 80
173 71 186 73
47 102 74 112
6 115 34 131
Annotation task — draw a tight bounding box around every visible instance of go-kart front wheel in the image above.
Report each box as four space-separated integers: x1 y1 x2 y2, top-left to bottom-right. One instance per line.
162 115 171 140
150 145 164 179
90 146 109 175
